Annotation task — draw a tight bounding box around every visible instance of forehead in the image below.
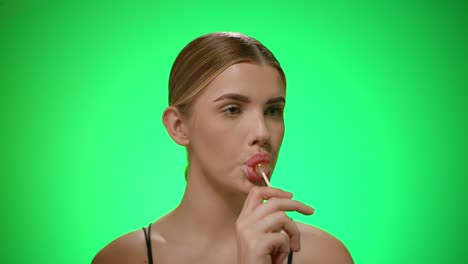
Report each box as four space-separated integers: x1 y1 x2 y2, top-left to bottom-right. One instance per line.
200 63 285 101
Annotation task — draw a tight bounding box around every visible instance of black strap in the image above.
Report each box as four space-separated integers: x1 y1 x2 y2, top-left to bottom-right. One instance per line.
142 222 292 264
142 223 153 264
288 250 293 264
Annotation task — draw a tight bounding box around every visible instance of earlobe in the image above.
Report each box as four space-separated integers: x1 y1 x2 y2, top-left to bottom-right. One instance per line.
162 106 190 146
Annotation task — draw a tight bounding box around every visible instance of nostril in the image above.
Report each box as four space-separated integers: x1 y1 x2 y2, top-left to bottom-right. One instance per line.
250 137 269 148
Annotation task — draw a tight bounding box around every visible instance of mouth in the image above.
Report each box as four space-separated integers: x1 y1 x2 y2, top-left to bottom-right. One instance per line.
246 152 272 182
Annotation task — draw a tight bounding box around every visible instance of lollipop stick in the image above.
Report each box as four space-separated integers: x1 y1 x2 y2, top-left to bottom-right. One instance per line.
261 172 271 187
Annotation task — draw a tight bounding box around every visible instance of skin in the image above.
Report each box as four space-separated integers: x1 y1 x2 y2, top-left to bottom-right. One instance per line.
92 63 354 264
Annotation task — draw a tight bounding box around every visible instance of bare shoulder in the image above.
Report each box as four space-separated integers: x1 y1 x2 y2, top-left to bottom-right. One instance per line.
91 228 148 264
295 221 354 264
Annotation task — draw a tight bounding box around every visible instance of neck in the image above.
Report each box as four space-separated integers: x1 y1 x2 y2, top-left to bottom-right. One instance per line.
168 170 247 244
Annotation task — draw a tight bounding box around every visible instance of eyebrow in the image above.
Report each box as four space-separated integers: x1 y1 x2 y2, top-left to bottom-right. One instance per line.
213 93 250 103
213 93 285 105
266 97 286 105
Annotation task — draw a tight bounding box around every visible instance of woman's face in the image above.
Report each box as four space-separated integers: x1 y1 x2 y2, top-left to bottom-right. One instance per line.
185 62 285 194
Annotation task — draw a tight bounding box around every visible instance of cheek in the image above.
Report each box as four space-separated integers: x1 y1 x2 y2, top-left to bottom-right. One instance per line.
271 122 285 146
192 115 236 157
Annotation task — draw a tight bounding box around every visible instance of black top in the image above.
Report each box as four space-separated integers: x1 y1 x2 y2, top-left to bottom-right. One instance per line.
143 223 293 264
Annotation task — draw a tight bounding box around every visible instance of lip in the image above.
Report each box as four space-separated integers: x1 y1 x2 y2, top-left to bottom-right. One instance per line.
247 152 271 167
246 152 272 182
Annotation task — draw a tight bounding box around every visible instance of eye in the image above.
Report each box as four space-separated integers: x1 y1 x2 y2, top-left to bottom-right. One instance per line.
222 105 241 116
265 106 284 117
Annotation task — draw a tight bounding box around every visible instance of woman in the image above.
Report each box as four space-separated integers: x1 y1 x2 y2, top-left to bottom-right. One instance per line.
92 32 353 264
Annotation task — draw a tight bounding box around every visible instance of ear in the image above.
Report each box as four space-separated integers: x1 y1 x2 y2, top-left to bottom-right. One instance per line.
162 106 190 146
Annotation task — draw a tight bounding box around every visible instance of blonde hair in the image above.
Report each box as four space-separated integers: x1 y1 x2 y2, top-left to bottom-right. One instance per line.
168 32 286 112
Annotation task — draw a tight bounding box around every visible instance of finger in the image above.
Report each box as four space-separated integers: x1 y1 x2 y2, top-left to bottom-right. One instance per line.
240 187 293 217
258 232 290 261
260 212 301 252
272 252 289 264
252 197 314 219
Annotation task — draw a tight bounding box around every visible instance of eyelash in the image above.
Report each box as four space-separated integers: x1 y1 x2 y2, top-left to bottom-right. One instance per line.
221 105 284 118
265 106 285 117
222 105 241 116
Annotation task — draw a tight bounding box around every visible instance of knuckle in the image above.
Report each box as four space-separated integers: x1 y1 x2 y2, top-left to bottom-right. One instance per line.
268 197 278 203
250 186 262 196
289 199 300 207
280 232 290 243
235 220 246 231
279 211 289 220
272 211 288 222
294 200 305 208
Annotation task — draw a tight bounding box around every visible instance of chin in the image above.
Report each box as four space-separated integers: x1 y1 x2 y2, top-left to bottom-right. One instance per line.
239 178 265 193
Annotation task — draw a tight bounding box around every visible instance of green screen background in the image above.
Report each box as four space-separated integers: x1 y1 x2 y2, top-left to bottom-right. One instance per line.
1 0 466 263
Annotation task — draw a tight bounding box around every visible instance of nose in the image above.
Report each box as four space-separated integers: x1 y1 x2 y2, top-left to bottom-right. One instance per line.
249 112 270 147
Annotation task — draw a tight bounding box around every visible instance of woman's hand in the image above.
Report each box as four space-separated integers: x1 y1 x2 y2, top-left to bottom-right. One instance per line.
235 187 314 264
